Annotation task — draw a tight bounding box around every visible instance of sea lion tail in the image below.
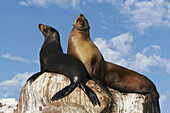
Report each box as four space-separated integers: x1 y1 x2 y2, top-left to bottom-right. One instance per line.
79 82 100 106
50 82 77 101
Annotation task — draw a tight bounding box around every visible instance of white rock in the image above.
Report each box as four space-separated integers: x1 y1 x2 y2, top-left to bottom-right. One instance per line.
15 72 145 113
0 98 18 113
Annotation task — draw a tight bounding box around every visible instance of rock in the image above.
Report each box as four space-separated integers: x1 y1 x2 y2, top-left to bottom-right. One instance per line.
0 98 18 113
15 72 145 113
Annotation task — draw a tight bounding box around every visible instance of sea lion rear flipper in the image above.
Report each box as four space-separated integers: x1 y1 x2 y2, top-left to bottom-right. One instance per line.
79 82 100 106
143 94 154 113
27 72 44 86
91 76 114 102
143 87 160 113
50 82 77 101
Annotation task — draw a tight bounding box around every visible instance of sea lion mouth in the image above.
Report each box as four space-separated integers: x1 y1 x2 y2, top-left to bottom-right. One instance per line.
76 18 85 25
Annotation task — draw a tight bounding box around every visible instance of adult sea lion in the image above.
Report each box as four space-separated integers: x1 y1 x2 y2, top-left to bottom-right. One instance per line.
27 24 113 106
27 24 100 106
67 14 160 113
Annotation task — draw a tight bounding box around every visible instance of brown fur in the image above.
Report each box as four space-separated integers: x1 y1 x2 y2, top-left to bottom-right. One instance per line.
68 14 106 81
105 61 154 93
67 14 160 113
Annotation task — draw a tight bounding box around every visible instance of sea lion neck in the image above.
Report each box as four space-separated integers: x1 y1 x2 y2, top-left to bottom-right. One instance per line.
73 25 90 32
42 33 62 52
70 28 90 40
41 38 63 55
72 27 90 33
44 32 60 43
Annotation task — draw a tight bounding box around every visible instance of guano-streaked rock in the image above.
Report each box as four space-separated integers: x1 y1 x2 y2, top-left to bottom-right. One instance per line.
15 72 145 113
0 98 18 113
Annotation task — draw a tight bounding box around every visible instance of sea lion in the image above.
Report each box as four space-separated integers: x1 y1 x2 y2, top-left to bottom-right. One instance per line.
27 24 113 106
67 14 160 113
27 24 100 106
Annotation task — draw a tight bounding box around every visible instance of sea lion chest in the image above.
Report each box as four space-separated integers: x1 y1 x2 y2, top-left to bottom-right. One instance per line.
68 34 103 75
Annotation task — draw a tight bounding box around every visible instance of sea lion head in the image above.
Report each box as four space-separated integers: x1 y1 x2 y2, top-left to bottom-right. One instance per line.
73 14 90 31
39 24 60 42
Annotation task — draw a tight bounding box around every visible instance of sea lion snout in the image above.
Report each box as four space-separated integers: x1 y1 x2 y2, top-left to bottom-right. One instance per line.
79 14 84 17
38 24 47 32
38 24 43 30
75 15 86 25
77 14 85 18
38 24 49 37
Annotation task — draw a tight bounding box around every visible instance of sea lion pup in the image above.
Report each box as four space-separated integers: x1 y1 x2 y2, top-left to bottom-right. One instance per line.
67 14 160 113
27 24 101 106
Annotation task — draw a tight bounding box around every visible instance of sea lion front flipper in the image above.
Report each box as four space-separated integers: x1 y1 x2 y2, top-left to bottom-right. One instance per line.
90 76 114 101
50 82 77 101
27 72 44 86
79 82 100 106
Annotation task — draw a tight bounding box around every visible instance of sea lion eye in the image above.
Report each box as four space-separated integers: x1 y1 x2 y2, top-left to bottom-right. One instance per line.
50 28 54 32
43 29 48 33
